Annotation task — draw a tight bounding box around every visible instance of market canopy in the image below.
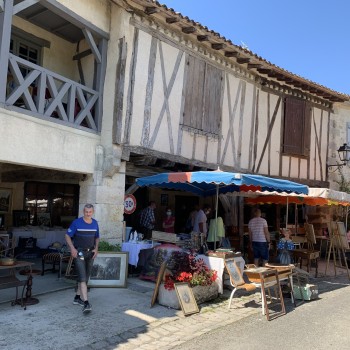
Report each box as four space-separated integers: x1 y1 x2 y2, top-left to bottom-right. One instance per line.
136 171 309 197
245 187 350 207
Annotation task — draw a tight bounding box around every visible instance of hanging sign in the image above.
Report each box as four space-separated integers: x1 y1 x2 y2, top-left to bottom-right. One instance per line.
124 194 137 214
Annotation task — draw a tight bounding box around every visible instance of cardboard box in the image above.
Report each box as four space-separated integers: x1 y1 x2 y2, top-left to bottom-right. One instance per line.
151 231 180 243
293 283 318 300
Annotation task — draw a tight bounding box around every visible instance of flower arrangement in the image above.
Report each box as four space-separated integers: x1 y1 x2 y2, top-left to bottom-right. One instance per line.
163 251 217 291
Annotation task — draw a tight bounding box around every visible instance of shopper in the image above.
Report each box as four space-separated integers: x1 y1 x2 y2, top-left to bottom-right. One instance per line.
248 208 270 266
162 208 175 233
193 204 211 236
139 201 156 239
65 203 100 313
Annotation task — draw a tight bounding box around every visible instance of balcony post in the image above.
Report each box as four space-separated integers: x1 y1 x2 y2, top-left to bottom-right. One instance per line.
0 0 13 103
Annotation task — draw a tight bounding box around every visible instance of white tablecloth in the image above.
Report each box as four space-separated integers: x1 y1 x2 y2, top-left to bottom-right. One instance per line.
11 229 66 249
122 242 154 266
198 254 245 294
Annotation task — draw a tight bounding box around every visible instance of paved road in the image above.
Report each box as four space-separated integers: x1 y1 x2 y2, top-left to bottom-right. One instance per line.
174 284 350 350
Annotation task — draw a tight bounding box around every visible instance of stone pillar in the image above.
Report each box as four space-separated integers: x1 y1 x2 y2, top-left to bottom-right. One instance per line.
79 145 125 244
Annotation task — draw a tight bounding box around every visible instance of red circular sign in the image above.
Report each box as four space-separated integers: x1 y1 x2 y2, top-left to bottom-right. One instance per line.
124 194 137 214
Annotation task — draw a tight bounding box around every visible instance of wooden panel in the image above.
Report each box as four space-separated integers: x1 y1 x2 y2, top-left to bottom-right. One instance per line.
183 55 205 130
203 63 222 134
283 97 304 155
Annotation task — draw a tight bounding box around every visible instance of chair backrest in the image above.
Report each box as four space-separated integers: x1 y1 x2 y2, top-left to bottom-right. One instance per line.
224 258 245 287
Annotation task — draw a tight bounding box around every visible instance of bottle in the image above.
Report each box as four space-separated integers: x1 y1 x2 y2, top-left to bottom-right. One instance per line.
78 251 84 260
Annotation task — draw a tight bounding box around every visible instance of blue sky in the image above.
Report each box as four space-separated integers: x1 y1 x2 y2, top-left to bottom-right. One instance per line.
162 0 350 95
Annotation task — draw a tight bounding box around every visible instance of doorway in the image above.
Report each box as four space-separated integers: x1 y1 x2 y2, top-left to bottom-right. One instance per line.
175 195 199 233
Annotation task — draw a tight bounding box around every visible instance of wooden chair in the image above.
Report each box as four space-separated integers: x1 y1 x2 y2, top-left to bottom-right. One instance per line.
293 223 320 277
41 252 70 279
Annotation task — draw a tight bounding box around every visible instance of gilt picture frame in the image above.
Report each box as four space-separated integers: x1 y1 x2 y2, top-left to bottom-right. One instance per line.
88 252 128 288
174 283 199 316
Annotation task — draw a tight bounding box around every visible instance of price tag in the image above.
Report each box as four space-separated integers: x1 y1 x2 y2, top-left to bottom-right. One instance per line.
124 194 137 214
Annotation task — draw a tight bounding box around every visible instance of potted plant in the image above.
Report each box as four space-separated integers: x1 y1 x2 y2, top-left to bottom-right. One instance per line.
158 251 218 309
98 240 121 252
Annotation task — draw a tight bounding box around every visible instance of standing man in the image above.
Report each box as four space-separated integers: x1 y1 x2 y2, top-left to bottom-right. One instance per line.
139 201 156 239
248 208 270 266
193 204 211 239
65 204 99 313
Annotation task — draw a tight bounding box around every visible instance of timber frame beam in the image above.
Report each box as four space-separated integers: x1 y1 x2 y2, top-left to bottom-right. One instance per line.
125 0 348 103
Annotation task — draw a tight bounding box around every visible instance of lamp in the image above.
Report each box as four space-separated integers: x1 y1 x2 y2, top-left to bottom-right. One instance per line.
327 143 350 171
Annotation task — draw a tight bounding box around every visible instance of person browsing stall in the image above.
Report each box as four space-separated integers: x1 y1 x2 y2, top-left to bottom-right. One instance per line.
193 204 211 236
162 208 175 233
139 201 156 239
65 204 100 313
248 208 270 266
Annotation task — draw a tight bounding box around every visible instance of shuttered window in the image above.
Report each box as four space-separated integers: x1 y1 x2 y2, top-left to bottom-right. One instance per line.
283 97 311 156
182 55 223 136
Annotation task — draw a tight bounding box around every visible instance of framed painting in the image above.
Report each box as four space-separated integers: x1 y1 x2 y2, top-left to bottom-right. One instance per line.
0 188 12 213
88 252 129 288
174 283 199 316
151 261 167 307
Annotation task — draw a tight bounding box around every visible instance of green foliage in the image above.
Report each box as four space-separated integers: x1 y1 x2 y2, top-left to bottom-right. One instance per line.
98 240 121 252
336 168 350 194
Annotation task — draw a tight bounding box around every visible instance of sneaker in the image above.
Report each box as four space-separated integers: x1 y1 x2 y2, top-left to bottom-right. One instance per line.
82 302 92 313
73 297 84 306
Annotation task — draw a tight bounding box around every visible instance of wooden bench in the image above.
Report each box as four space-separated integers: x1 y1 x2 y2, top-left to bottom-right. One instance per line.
0 275 28 309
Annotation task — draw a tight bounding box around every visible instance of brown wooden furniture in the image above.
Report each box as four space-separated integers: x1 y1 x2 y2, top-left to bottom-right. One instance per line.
293 223 320 277
244 267 286 321
0 261 34 310
41 252 70 279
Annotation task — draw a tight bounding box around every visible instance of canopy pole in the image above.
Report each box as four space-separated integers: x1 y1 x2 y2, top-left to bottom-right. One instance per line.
285 197 289 230
214 185 219 250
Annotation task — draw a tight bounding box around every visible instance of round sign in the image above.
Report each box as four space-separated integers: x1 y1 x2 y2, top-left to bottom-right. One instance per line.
124 194 137 214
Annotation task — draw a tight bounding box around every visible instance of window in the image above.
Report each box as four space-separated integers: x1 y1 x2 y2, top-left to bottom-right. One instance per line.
10 34 41 77
24 182 79 227
282 97 311 157
182 55 223 136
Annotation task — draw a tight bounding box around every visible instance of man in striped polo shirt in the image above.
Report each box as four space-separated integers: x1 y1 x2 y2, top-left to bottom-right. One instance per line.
65 204 100 313
248 208 270 266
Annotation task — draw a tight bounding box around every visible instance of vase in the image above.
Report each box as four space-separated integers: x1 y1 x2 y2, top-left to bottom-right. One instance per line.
158 283 218 309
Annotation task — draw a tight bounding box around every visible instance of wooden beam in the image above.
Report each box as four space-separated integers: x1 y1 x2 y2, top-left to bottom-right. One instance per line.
224 51 239 57
197 35 209 42
182 26 196 34
145 6 158 15
73 49 92 61
247 63 262 69
211 43 225 50
236 57 250 64
257 68 272 74
82 28 101 64
166 17 179 24
13 0 39 15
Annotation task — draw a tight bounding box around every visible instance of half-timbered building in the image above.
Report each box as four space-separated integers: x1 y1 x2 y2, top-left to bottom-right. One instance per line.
1 0 349 243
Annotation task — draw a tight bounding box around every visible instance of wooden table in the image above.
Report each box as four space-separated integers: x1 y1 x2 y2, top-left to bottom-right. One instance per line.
244 266 287 320
0 260 39 308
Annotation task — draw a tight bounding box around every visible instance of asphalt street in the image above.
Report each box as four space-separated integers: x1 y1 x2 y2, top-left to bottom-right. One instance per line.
174 282 350 350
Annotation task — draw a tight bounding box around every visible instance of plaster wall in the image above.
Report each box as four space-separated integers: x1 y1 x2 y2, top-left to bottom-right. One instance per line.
0 109 99 173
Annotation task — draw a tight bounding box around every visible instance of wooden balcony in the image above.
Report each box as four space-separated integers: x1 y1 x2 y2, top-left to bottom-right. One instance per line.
5 53 100 132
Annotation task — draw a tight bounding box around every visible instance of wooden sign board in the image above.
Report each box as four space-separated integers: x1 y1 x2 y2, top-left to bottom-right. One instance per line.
150 261 167 307
336 222 350 250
